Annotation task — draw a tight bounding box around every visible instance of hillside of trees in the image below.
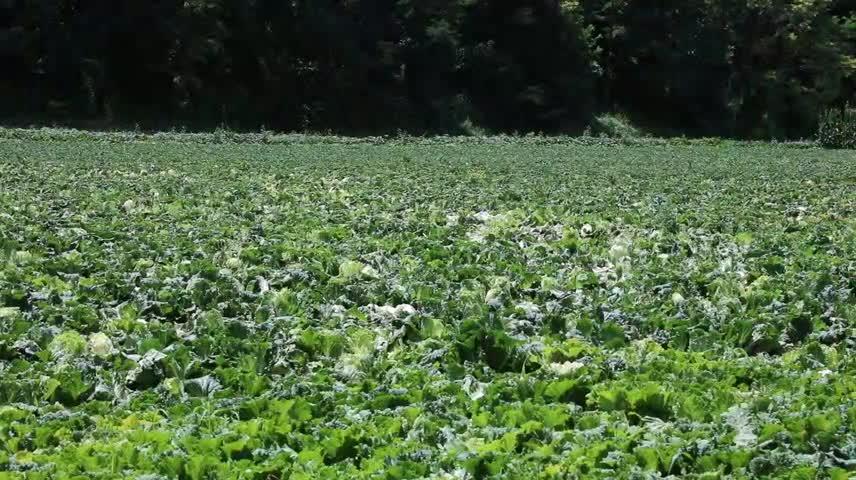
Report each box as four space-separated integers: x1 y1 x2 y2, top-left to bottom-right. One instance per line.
1 0 854 138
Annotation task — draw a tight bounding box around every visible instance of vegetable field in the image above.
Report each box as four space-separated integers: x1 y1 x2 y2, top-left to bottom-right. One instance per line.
0 137 854 479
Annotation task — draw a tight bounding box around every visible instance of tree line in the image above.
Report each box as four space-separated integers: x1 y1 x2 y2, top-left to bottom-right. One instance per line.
0 0 853 138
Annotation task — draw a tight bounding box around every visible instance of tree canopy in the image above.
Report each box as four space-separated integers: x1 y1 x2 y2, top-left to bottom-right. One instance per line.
0 0 853 138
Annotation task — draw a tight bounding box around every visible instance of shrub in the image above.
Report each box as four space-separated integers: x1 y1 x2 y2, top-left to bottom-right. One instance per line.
818 106 856 149
588 113 646 139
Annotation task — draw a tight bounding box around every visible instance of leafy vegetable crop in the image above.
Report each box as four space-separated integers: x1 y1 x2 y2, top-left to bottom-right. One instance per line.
0 138 854 479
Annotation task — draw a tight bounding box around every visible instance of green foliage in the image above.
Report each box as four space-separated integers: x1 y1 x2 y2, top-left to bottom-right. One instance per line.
818 105 856 148
48 331 87 362
0 137 853 477
582 0 856 138
0 0 597 134
0 0 853 137
587 113 647 139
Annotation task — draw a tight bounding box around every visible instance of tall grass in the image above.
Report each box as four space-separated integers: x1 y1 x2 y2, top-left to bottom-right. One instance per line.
818 105 856 149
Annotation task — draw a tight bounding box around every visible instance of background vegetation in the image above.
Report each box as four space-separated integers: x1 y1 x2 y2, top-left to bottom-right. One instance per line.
0 0 854 138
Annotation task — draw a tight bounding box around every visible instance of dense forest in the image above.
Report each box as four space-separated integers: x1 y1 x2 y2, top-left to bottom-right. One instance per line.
0 0 854 138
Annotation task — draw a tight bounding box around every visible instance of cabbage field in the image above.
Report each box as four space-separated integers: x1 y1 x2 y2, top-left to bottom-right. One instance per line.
0 135 854 479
